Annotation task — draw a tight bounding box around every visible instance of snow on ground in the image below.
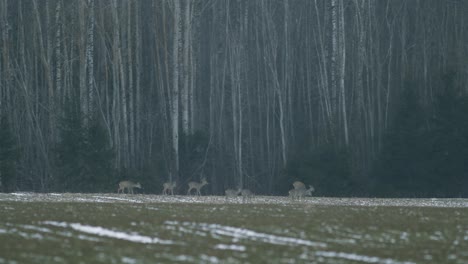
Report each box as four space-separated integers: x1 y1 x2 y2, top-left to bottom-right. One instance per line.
213 244 246 252
314 251 416 264
42 221 177 245
164 220 327 248
1 192 468 208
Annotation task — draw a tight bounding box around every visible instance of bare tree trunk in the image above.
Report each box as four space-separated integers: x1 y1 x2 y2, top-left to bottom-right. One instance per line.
127 0 135 168
331 0 338 128
314 0 332 141
86 0 95 117
0 0 9 115
111 0 122 169
171 0 182 182
54 0 62 111
338 0 348 146
135 1 142 168
181 0 192 136
78 1 88 124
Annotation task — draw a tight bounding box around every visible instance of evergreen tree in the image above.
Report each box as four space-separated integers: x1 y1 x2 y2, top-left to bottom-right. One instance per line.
373 87 429 196
0 115 20 192
82 119 114 192
281 145 353 196
55 98 114 192
55 98 86 191
427 73 468 196
374 74 468 197
179 131 209 185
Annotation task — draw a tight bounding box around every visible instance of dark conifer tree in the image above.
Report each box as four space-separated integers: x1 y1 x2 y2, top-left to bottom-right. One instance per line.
0 115 20 192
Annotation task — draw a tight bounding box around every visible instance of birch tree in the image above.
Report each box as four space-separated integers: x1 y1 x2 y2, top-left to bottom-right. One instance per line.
171 0 182 182
86 0 95 118
181 0 192 136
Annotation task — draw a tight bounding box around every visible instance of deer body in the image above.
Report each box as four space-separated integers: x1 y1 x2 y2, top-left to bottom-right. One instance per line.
162 182 176 195
187 178 208 196
117 181 142 194
289 185 314 200
292 181 306 190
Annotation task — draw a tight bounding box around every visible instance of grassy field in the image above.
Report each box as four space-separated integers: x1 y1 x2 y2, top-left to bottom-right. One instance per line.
0 193 467 263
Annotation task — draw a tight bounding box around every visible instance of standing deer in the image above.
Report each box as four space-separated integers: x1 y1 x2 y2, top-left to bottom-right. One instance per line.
289 185 314 200
162 181 177 195
117 181 142 194
187 177 208 196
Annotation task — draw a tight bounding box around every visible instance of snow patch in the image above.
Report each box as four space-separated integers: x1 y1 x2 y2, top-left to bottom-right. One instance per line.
10 192 31 196
315 251 415 264
43 221 176 245
0 257 17 264
214 244 246 251
92 196 142 203
121 257 137 264
165 221 326 248
173 255 196 262
200 254 221 263
20 225 53 233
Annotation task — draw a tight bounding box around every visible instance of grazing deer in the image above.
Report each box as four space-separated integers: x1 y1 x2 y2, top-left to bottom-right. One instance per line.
162 181 177 195
225 188 240 200
241 189 254 202
117 181 142 194
292 181 306 190
187 177 208 196
289 185 314 200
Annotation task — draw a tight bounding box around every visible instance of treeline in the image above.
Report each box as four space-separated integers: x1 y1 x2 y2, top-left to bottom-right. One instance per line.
284 73 468 197
0 1 467 196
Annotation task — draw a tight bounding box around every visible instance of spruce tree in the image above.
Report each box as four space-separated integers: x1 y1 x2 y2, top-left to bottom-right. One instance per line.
0 115 19 192
55 98 86 191
55 98 114 192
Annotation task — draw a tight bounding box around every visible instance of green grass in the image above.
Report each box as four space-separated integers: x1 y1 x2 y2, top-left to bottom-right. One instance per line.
0 194 467 263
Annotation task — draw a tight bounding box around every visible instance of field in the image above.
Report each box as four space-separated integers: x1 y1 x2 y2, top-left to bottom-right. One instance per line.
0 193 467 263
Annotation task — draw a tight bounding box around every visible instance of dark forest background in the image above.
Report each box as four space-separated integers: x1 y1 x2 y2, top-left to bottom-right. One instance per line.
0 0 468 197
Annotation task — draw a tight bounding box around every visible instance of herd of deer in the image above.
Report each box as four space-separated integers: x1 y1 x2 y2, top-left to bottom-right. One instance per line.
117 179 314 200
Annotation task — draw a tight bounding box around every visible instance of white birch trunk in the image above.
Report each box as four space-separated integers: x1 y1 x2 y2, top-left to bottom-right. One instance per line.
181 0 191 135
314 0 332 137
339 0 348 146
79 1 88 124
331 0 338 121
127 1 135 167
86 0 95 117
54 0 62 108
111 0 121 168
135 1 142 167
171 0 182 182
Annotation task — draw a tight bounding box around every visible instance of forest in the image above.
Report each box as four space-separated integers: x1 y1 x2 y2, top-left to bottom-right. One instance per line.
0 0 467 197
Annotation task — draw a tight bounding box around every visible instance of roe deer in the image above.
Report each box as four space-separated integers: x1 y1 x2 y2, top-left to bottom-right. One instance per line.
117 181 142 194
289 185 314 200
187 177 208 196
292 181 306 190
162 181 177 195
